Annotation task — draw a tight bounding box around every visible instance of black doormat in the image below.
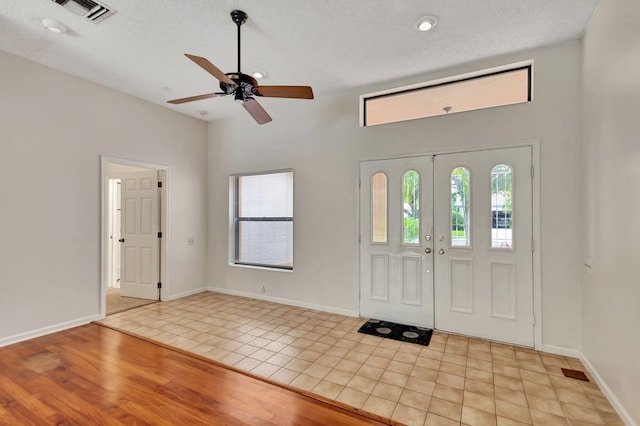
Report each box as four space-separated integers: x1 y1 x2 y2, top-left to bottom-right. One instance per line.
357 319 433 347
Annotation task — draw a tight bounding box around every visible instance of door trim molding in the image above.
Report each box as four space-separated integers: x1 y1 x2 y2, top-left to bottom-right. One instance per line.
100 156 169 318
357 139 542 349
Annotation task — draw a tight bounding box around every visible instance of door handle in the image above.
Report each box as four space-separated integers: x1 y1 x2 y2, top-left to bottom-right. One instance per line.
424 247 432 254
119 238 125 243
438 248 445 255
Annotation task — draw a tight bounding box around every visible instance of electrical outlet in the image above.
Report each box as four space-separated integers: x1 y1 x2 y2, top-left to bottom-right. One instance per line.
261 284 266 293
187 237 195 246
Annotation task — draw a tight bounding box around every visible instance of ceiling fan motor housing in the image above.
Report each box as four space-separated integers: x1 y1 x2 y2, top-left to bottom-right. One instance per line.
220 73 260 99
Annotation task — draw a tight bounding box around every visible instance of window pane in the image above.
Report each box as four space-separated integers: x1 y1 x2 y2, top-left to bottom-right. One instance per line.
233 170 293 269
403 170 420 244
239 172 293 217
451 167 470 246
363 66 531 126
372 172 387 243
239 221 293 267
491 164 513 248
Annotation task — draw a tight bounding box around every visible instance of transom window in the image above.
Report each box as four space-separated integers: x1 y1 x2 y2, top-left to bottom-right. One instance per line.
230 171 293 270
361 63 532 127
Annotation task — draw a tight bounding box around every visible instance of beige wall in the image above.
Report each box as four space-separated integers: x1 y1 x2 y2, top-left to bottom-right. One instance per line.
207 41 583 351
0 50 209 342
581 0 640 423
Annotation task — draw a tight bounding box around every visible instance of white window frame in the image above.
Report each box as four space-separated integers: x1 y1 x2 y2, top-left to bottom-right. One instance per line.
228 169 294 271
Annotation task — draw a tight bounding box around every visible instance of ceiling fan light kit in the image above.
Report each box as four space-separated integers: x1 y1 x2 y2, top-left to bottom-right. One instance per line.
168 9 314 125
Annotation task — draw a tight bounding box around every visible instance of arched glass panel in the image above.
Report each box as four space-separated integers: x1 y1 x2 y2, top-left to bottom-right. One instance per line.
491 164 513 248
372 172 388 243
451 167 471 246
403 170 420 244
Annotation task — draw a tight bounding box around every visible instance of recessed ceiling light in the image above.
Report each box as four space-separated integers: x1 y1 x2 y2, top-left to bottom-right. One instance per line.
42 18 67 34
250 69 267 79
414 15 438 32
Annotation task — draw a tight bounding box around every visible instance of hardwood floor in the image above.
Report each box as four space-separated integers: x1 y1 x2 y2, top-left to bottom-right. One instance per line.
0 324 391 425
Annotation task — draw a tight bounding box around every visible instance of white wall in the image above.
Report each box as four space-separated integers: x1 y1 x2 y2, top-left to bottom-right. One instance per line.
0 50 208 343
581 0 640 423
207 41 583 349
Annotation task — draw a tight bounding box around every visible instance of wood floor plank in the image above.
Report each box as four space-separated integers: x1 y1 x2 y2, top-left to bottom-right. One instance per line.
0 324 389 425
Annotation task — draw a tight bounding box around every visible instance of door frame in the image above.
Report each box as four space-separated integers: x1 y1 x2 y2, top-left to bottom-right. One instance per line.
100 156 169 318
357 140 542 349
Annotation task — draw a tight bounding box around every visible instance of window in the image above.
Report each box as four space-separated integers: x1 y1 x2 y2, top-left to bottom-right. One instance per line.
451 167 471 247
402 170 420 244
230 171 293 270
361 63 532 127
491 164 513 248
371 172 388 243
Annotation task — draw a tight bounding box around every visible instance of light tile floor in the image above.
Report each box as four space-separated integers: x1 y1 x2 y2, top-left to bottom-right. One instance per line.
99 292 624 426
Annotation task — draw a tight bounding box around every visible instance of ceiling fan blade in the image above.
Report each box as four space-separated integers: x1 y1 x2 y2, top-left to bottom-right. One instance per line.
242 98 272 125
167 92 226 104
185 54 237 87
257 85 314 99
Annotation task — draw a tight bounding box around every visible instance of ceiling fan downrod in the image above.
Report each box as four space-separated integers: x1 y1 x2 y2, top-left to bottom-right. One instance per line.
230 10 247 74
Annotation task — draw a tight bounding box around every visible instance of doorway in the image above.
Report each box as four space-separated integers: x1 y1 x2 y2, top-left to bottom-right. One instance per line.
359 146 535 346
101 157 167 317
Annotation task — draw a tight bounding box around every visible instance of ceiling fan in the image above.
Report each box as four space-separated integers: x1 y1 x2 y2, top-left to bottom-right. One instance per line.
168 10 314 125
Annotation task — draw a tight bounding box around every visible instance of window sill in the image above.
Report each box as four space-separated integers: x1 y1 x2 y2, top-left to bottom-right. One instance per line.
228 262 294 273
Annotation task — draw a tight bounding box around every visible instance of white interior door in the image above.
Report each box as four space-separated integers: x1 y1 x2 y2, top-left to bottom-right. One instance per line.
120 171 160 300
360 156 434 328
108 179 121 288
433 147 534 346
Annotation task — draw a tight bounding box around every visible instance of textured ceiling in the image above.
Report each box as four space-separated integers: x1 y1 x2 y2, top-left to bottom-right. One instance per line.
0 0 598 122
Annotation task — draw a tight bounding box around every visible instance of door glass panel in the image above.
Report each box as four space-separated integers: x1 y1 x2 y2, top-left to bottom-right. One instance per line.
491 164 513 248
451 167 470 246
403 170 420 244
372 172 388 243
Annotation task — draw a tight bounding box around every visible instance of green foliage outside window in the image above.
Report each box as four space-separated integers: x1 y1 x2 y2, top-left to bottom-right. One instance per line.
403 170 420 243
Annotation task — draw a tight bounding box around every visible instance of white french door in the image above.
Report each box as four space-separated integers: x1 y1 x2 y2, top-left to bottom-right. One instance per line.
359 156 434 328
360 146 534 346
433 147 534 346
119 171 160 300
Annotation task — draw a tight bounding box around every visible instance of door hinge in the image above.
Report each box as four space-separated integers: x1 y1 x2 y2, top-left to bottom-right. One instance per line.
531 165 535 179
158 181 163 188
157 282 162 289
532 314 536 326
158 232 163 238
531 240 535 252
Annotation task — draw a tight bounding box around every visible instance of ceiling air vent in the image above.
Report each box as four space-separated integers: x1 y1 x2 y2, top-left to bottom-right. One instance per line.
51 0 116 23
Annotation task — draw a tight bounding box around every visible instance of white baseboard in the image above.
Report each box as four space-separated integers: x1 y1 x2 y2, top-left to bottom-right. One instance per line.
541 345 635 426
206 286 359 318
580 355 636 426
162 286 208 301
540 344 584 359
0 314 100 348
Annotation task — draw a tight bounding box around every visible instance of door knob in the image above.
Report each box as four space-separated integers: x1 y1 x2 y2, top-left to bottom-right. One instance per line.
424 247 432 254
438 248 445 255
119 238 125 243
